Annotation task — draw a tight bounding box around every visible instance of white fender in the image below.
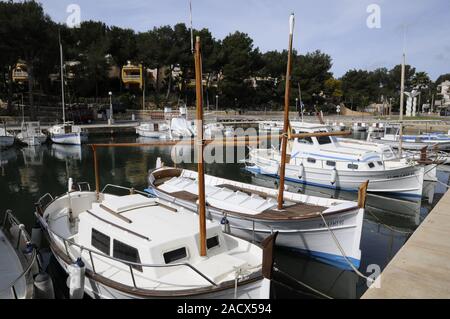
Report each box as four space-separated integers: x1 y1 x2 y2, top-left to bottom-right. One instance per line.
156 157 162 169
298 162 304 179
67 258 85 299
330 167 337 185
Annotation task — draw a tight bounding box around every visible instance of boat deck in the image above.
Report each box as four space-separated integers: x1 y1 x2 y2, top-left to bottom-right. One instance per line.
159 181 331 221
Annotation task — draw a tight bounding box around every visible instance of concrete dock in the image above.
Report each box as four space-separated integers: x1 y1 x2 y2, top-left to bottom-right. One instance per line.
362 188 450 298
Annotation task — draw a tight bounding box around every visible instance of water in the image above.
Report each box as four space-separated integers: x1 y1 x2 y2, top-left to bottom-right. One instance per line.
1 134 448 299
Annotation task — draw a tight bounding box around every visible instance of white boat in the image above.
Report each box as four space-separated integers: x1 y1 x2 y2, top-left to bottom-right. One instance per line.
330 122 345 132
48 123 88 145
16 122 47 146
147 166 365 270
35 185 270 299
204 123 234 138
368 124 450 151
259 121 283 132
248 122 424 199
368 122 384 133
136 122 170 139
352 122 367 132
170 117 195 139
0 210 38 299
0 127 15 149
49 38 88 145
336 136 438 182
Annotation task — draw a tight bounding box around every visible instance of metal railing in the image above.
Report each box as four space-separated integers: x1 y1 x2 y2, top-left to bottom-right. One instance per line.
1 210 37 299
35 183 219 291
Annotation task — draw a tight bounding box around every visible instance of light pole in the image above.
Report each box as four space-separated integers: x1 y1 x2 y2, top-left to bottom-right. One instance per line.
295 97 299 119
108 91 113 125
215 95 219 112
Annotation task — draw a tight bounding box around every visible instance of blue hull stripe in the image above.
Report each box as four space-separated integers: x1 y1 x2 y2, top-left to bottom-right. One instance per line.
284 247 360 270
245 166 422 199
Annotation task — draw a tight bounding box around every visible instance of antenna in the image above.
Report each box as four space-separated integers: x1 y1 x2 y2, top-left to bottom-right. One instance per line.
189 0 194 53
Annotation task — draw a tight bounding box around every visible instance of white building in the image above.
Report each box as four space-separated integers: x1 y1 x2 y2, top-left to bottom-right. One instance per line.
436 80 450 109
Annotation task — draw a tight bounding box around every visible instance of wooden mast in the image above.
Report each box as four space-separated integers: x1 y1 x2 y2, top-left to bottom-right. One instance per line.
277 13 295 210
194 36 207 256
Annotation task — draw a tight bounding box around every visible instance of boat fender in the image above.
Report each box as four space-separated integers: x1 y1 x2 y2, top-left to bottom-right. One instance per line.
156 157 162 169
68 177 73 192
330 167 337 185
221 216 230 234
298 162 304 179
34 272 55 299
31 223 42 249
67 257 85 299
23 242 40 276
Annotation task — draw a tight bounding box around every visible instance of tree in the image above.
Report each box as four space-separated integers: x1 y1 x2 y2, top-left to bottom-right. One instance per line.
293 50 333 110
0 1 56 118
220 31 262 108
70 21 110 99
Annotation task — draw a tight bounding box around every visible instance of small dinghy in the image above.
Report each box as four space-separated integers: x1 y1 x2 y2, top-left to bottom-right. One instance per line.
147 166 365 270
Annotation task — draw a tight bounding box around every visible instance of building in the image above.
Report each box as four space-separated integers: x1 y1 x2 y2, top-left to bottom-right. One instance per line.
436 80 450 110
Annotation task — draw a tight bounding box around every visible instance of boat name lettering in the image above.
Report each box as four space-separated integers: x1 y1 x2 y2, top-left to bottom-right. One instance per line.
320 219 344 228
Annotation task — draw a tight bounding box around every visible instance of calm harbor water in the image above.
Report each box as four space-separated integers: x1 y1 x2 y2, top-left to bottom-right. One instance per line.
1 133 449 299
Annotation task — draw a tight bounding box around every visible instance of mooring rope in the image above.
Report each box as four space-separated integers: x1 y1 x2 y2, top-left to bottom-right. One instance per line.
318 212 374 283
273 267 333 299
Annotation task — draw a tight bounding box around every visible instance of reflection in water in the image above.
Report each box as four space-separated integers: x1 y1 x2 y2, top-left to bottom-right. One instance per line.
0 136 448 299
50 144 82 161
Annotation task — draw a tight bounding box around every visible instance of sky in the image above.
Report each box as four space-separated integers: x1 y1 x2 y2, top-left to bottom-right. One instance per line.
38 0 450 80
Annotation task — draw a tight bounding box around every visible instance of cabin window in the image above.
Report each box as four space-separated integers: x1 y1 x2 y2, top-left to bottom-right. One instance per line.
368 162 375 168
113 239 142 272
317 136 332 145
385 127 398 135
348 164 358 170
207 236 220 250
297 137 313 145
91 229 110 255
163 247 187 264
377 161 383 166
326 161 336 167
307 158 316 164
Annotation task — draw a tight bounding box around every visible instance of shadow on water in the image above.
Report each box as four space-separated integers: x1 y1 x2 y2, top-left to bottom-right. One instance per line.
0 134 449 299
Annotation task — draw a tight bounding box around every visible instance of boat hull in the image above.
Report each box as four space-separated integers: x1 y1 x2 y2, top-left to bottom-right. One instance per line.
247 155 424 199
136 128 169 139
51 251 269 299
50 132 87 145
0 136 15 148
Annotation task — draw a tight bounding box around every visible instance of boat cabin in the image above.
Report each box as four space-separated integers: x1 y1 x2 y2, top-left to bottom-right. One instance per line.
288 122 385 170
72 194 235 283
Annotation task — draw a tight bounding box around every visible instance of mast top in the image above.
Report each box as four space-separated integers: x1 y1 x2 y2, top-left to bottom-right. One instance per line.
289 13 295 35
